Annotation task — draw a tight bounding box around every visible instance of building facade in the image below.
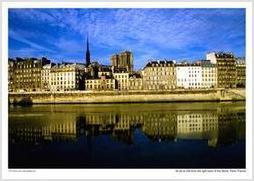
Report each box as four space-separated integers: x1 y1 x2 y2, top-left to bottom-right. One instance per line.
176 64 202 89
206 52 236 88
8 59 15 92
10 57 50 92
235 58 246 88
98 65 113 78
85 79 101 91
8 50 243 93
129 74 143 90
201 61 217 89
41 63 54 91
113 72 129 90
142 61 176 90
50 63 86 91
85 76 115 91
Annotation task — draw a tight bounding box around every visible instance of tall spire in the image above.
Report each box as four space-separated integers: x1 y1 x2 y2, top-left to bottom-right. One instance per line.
86 35 91 66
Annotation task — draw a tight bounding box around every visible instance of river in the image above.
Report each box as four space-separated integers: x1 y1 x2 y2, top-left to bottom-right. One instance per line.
9 102 245 168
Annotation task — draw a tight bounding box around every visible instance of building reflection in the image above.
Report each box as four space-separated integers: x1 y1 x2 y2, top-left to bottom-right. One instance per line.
142 113 177 142
217 111 245 146
9 114 77 145
9 108 245 147
177 112 219 147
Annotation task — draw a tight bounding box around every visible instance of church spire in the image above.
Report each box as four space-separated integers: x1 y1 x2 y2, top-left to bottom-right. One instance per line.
86 36 91 66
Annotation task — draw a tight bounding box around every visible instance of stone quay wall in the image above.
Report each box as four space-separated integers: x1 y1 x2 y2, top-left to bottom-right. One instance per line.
8 89 245 104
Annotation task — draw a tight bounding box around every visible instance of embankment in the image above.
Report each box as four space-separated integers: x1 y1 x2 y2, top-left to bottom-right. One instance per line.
8 88 245 104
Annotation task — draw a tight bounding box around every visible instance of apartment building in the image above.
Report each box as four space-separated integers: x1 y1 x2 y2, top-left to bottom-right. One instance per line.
113 72 129 90
206 52 236 88
9 57 50 92
128 73 143 90
176 63 202 89
201 61 217 88
85 76 115 91
142 60 176 90
50 63 86 91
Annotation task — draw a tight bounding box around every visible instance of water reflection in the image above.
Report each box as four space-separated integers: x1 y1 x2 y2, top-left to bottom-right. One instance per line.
9 103 245 148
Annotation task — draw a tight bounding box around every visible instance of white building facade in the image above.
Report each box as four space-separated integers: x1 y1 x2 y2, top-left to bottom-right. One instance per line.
50 63 85 91
176 64 202 89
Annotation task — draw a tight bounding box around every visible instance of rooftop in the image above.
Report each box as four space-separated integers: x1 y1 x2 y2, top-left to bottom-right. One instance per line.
145 60 175 67
207 52 235 58
52 63 86 69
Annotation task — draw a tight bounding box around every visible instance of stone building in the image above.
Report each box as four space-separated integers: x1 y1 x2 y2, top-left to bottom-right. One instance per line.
200 60 217 89
84 79 101 91
85 64 116 91
176 63 202 89
98 65 113 78
176 61 217 89
8 59 14 92
85 76 115 91
111 51 134 73
113 72 129 90
206 52 236 88
142 60 176 90
41 63 55 91
235 58 246 88
128 73 143 90
85 61 100 79
50 63 86 91
10 57 50 92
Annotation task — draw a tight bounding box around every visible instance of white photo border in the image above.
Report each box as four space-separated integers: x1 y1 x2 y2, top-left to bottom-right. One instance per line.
1 1 253 180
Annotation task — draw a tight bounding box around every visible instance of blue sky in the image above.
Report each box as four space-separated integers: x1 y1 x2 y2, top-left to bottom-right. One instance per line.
9 8 245 70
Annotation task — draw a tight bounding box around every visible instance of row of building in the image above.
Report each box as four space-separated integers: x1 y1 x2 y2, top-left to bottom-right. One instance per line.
8 51 245 92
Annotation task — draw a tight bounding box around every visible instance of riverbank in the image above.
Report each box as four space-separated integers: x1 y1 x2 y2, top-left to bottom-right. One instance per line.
8 88 245 104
